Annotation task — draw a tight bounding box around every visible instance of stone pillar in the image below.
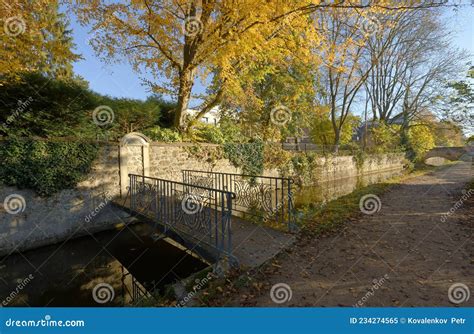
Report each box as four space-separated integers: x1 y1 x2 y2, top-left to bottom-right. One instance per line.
119 132 151 198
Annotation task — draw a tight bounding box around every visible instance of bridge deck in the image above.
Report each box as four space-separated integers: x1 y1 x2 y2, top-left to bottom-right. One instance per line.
114 198 295 269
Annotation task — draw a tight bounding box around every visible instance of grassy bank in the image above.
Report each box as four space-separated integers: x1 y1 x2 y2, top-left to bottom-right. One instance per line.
299 163 455 236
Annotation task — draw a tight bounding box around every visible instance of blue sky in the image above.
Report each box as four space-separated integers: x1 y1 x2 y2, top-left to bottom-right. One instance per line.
66 6 474 102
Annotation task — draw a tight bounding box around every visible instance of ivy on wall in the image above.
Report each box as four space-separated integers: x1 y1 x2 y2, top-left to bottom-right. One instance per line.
223 140 264 176
183 144 225 168
0 138 99 196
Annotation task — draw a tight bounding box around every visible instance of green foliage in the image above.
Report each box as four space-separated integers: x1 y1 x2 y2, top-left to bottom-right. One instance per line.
192 124 226 144
311 112 360 148
366 123 400 154
289 154 313 185
407 124 436 162
187 116 245 144
0 73 98 138
310 114 334 147
442 69 474 134
223 140 264 175
433 121 464 147
263 143 292 170
184 144 224 167
98 96 162 137
0 138 99 196
218 115 245 143
145 95 177 128
1 1 80 82
283 152 322 185
352 149 367 171
144 126 182 142
0 73 175 140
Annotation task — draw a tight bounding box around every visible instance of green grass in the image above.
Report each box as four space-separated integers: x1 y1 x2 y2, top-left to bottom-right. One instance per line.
301 183 390 236
299 163 448 236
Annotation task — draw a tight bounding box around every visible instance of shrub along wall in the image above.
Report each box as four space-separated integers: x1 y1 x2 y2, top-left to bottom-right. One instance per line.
0 137 99 196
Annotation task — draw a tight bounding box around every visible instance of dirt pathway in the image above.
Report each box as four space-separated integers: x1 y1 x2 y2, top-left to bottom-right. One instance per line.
223 162 473 307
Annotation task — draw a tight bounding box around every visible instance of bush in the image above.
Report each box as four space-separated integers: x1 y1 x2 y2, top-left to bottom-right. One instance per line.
407 124 435 162
219 116 244 143
144 126 182 142
0 138 99 196
0 73 98 138
263 143 292 170
366 123 400 154
192 124 226 144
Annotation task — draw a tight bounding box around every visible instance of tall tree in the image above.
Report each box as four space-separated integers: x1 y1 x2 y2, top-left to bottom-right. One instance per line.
315 6 396 151
71 0 448 133
364 9 467 126
0 0 80 82
441 67 474 135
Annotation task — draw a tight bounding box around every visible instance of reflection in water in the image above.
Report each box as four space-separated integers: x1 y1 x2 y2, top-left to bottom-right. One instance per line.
294 169 403 209
0 223 207 307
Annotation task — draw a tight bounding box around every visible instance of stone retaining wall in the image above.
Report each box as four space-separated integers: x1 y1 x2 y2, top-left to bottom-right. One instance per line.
0 137 406 256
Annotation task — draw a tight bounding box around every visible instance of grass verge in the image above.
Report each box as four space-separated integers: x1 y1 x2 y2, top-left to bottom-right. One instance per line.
300 163 452 236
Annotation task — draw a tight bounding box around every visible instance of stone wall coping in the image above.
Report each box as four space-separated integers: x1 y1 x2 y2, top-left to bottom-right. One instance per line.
149 142 221 147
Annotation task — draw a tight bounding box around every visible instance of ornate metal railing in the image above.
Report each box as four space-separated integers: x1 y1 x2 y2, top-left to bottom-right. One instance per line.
181 170 296 232
129 174 235 259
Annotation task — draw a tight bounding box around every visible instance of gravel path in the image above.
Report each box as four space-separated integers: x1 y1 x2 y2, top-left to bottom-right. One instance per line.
225 162 473 307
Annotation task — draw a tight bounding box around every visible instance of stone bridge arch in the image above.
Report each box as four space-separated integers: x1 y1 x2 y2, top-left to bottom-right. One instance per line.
424 146 473 165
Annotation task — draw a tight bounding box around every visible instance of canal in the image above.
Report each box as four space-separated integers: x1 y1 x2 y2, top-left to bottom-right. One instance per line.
0 223 207 306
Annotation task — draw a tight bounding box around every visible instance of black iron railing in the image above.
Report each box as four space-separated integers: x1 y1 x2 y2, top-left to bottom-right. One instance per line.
121 265 152 306
129 174 235 259
182 170 296 232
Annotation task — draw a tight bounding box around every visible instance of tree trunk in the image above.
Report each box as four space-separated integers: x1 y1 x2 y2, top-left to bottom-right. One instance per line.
174 69 194 131
333 128 340 154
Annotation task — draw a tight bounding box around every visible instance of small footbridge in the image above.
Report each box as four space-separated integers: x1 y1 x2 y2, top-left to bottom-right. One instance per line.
424 146 473 162
119 171 297 269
